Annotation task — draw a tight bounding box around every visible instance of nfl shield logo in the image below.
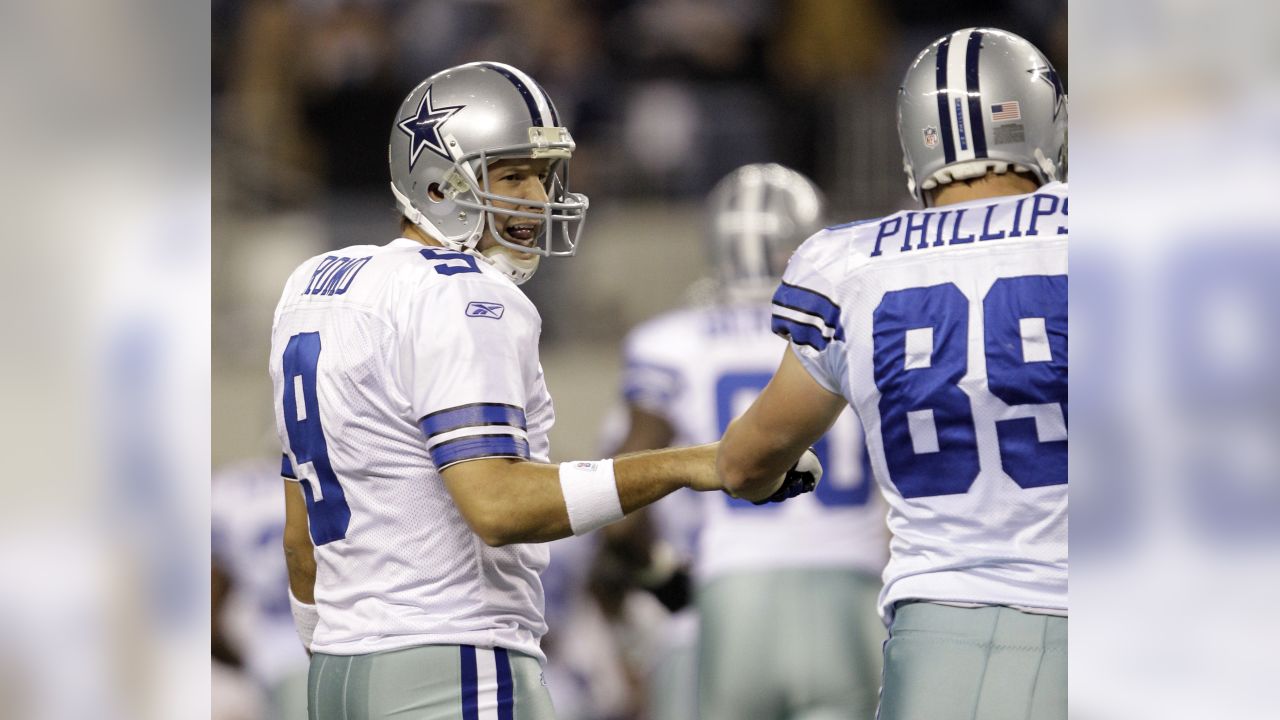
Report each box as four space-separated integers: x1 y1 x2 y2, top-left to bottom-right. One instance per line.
923 126 939 149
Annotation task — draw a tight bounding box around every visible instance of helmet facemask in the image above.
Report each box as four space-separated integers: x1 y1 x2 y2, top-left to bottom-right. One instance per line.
460 141 589 261
402 135 588 258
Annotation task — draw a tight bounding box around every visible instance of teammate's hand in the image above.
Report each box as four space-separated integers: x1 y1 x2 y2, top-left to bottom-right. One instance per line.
750 448 822 505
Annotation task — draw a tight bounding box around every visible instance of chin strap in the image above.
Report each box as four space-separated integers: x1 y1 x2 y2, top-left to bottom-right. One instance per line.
481 245 541 285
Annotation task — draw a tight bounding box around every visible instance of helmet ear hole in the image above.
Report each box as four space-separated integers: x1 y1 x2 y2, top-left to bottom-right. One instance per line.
426 183 446 202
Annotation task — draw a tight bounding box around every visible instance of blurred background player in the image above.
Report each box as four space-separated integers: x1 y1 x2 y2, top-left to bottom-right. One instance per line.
719 27 1067 720
613 164 888 720
272 62 817 720
212 458 310 720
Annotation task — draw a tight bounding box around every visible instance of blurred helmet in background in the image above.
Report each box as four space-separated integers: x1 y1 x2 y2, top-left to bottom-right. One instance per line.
705 163 826 303
389 61 588 284
897 28 1067 204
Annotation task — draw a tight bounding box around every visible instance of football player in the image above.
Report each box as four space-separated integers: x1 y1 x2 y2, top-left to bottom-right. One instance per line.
616 164 888 719
718 28 1068 720
269 62 820 720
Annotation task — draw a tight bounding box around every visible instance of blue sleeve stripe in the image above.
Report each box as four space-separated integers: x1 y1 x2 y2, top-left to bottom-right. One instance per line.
623 384 676 407
772 282 844 339
622 361 681 407
281 453 296 479
430 434 530 468
771 315 833 351
420 403 527 438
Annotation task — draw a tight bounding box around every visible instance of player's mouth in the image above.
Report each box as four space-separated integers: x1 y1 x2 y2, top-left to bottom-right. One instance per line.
503 222 541 246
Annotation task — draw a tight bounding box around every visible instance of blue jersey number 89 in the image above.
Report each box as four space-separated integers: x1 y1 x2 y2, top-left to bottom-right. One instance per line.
715 372 873 511
281 331 351 545
872 275 1067 498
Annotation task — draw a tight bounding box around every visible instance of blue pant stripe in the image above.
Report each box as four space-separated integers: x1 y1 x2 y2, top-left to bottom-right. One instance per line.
495 648 514 720
460 645 479 720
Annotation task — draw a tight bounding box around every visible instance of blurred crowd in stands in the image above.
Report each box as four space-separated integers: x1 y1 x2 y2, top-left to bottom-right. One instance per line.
213 0 1064 217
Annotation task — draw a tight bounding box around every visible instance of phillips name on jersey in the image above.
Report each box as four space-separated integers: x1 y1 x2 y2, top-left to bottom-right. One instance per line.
772 183 1068 622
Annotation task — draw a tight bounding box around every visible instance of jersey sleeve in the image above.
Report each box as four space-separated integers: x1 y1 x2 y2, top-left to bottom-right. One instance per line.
399 275 541 470
769 238 848 395
280 452 299 483
620 321 684 420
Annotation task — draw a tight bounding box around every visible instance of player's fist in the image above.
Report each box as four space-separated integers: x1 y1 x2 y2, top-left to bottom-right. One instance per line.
751 448 822 505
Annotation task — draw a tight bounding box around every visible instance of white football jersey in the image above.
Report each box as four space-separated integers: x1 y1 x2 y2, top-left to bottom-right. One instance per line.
211 458 309 685
772 183 1068 621
269 238 554 661
623 302 888 582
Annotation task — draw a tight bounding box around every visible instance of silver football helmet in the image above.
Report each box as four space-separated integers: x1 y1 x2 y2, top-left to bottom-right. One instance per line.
897 28 1067 204
706 164 825 302
389 61 588 284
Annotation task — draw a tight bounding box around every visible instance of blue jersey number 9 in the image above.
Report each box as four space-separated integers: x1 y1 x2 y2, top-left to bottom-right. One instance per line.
281 331 351 545
872 275 1067 498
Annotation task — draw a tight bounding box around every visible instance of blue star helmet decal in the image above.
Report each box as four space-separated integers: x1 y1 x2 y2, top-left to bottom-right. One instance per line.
397 86 466 169
1029 64 1066 118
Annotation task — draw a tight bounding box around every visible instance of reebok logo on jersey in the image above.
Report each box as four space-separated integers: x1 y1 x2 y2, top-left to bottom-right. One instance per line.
465 301 505 319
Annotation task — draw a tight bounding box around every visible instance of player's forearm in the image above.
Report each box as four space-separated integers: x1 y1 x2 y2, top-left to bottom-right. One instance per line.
449 445 718 546
283 535 317 603
613 443 717 510
718 416 798 502
282 481 317 603
465 462 575 545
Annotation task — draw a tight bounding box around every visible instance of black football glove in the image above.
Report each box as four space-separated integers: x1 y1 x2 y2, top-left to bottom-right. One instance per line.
751 448 823 505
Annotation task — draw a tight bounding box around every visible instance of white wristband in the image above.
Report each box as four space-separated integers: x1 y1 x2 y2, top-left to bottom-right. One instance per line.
558 459 624 535
289 589 319 651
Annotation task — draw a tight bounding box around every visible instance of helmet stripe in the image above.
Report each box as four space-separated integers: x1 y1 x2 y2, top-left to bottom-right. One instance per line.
964 30 989 159
479 62 545 126
532 79 561 126
934 36 957 164
945 30 972 161
761 179 786 277
734 171 763 280
505 64 557 126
